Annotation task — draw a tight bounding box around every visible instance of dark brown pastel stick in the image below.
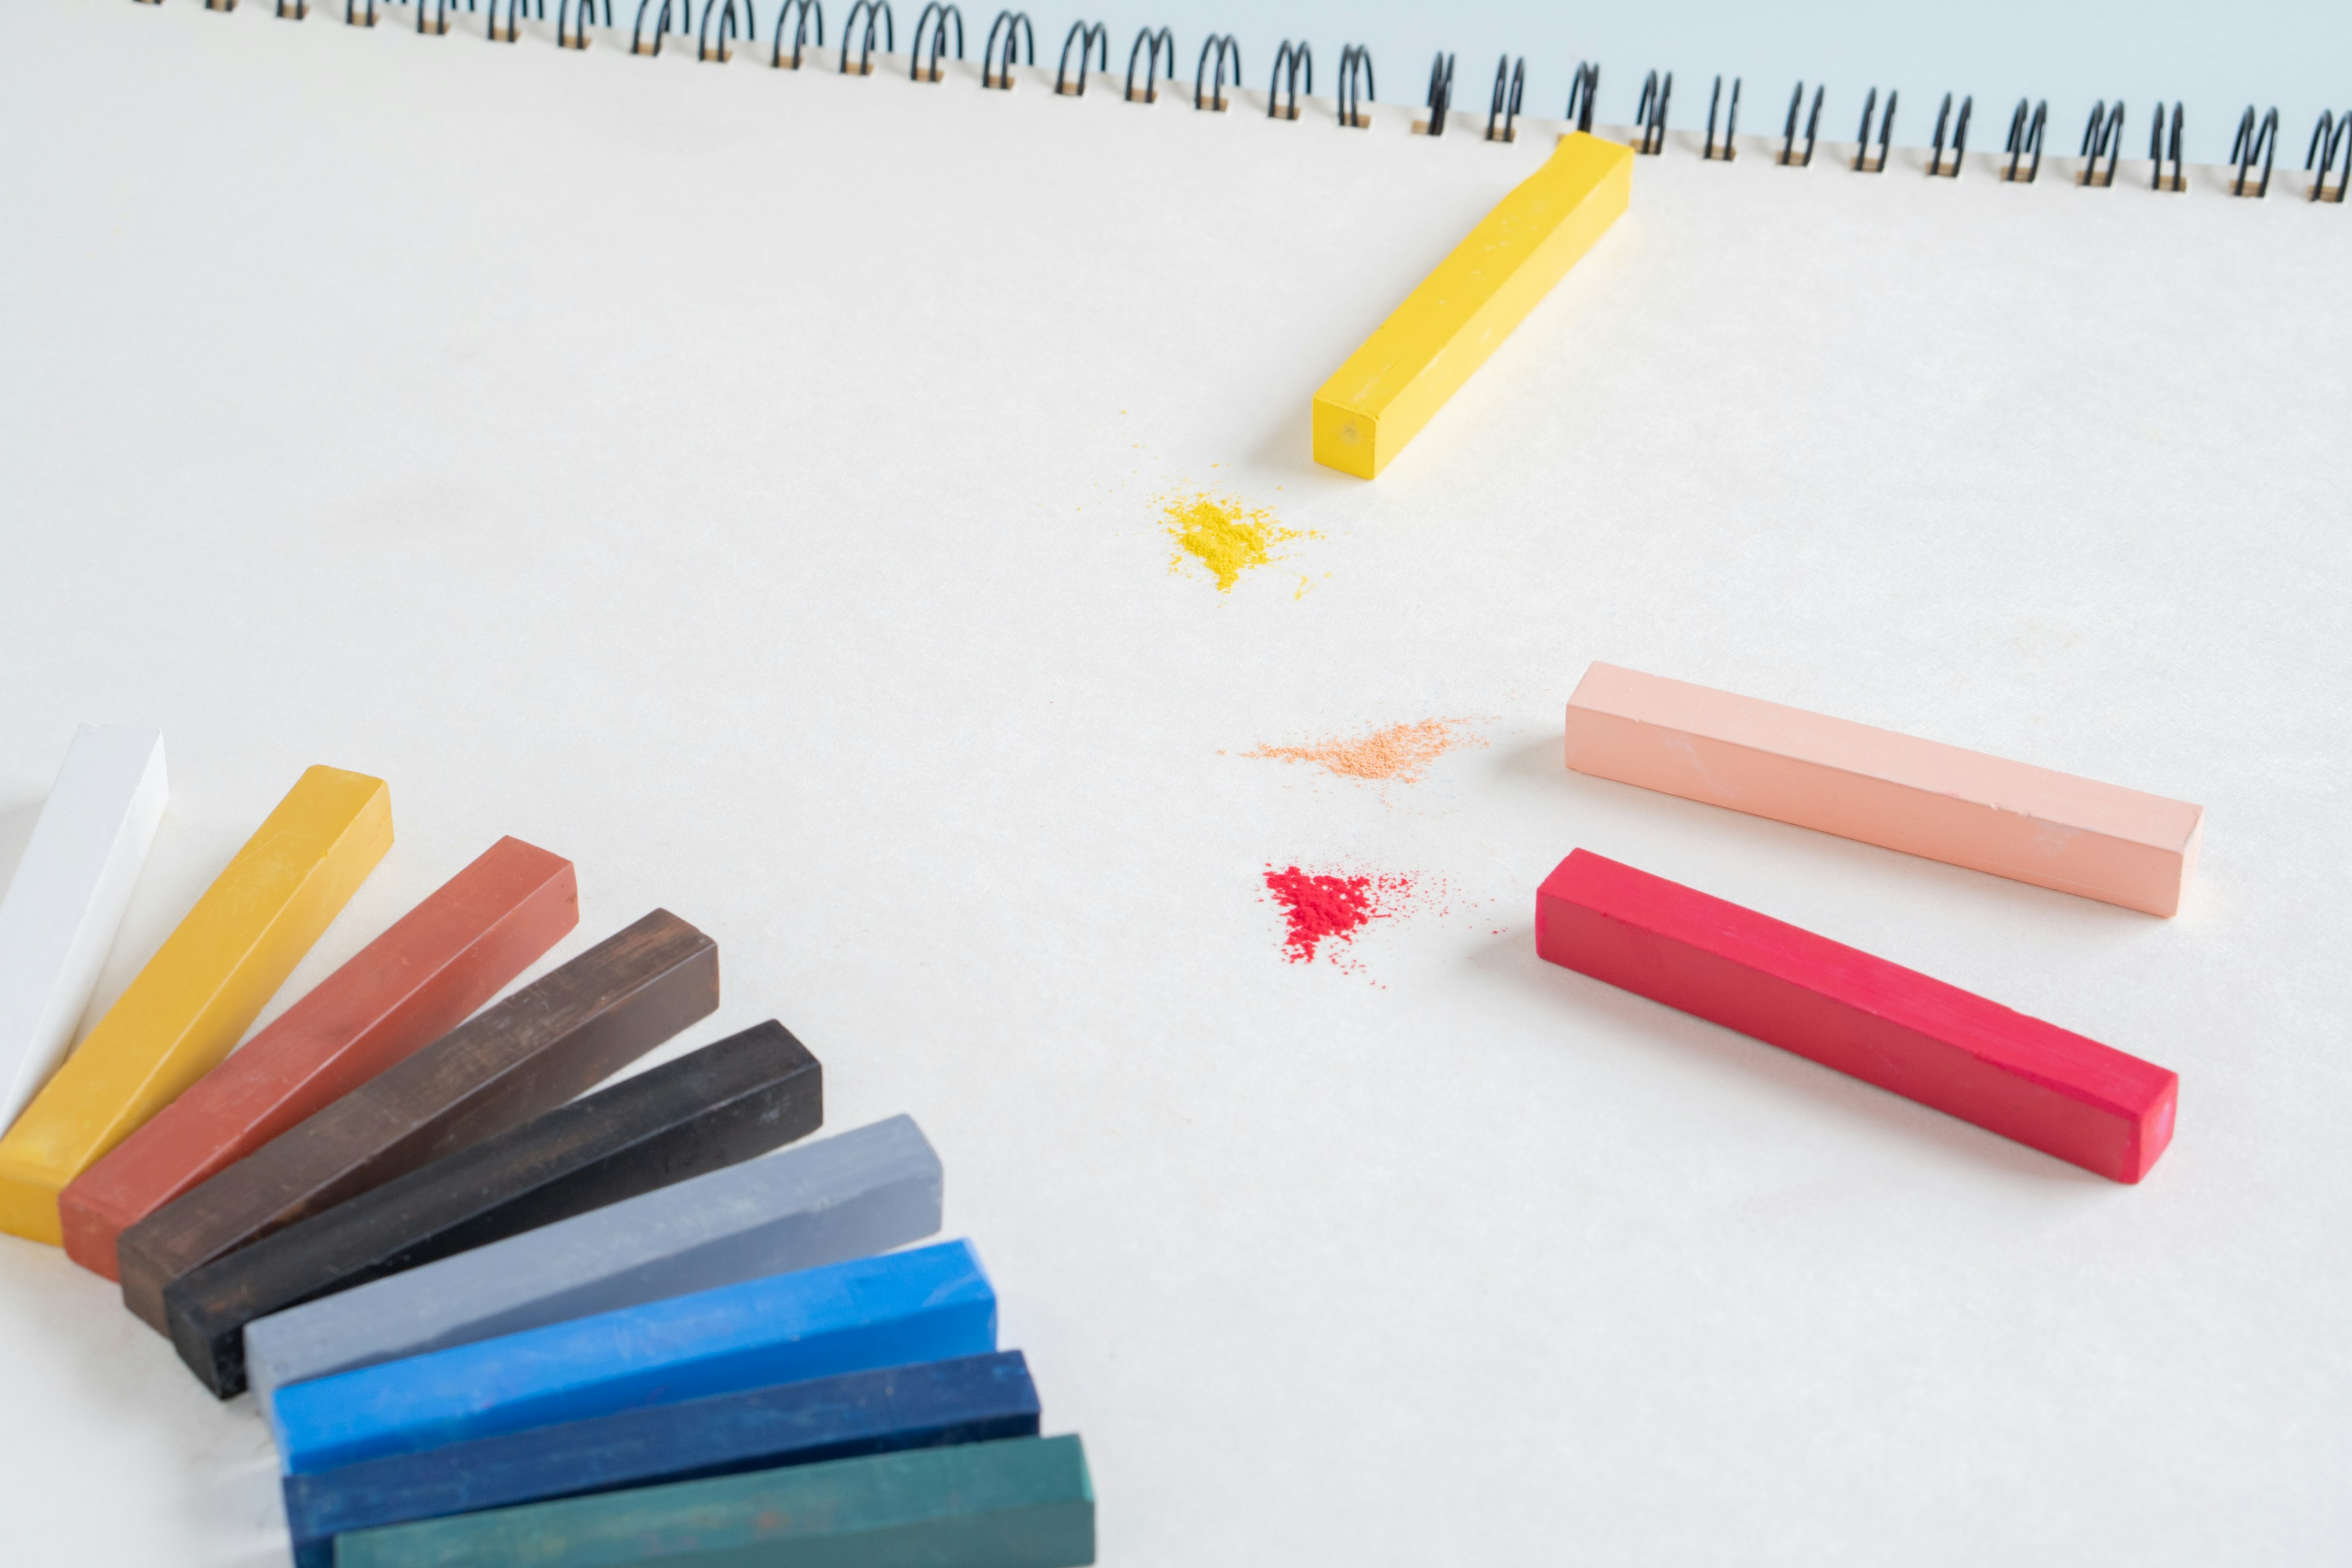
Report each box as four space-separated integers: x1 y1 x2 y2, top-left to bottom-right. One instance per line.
164 1022 820 1397
116 911 718 1336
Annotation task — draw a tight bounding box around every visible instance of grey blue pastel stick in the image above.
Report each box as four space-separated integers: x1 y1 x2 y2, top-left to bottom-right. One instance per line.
243 1114 943 1415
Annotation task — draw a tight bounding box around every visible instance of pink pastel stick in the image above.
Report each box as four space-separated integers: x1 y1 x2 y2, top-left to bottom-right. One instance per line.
1536 849 2179 1183
1563 664 2204 916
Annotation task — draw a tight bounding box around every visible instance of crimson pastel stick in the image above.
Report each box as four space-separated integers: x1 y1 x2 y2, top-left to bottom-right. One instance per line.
1534 850 2177 1182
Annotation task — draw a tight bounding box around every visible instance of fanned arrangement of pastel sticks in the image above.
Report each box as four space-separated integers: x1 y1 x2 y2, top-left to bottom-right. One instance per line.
0 736 1095 1568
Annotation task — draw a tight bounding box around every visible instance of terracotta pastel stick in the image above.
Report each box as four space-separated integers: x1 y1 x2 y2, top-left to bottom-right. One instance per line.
163 1020 820 1397
113 910 717 1332
0 725 168 1135
332 1433 1095 1568
0 766 392 1245
244 1113 944 1417
1562 663 2204 916
270 1238 998 1474
282 1351 1041 1568
59 836 577 1282
1536 849 2179 1181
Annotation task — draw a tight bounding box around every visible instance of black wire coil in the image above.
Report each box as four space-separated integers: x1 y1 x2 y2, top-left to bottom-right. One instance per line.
1566 61 1599 134
911 3 961 81
1419 51 1454 136
2001 98 2048 183
840 0 891 74
1928 92 1973 177
1125 26 1173 104
2309 110 2351 203
1193 32 1237 110
1337 44 1374 129
698 0 739 61
1853 88 1894 172
1268 40 1311 121
983 9 1031 88
1487 56 1523 143
2078 100 2124 187
1703 75 1740 161
2231 105 2280 197
771 0 821 65
1635 70 1672 154
1777 81 1822 166
1056 21 1106 95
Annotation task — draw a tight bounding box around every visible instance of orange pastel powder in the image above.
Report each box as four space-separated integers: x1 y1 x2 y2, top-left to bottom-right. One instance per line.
1243 718 1483 785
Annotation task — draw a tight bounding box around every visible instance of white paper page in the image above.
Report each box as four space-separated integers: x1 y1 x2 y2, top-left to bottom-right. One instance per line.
1 4 2346 1565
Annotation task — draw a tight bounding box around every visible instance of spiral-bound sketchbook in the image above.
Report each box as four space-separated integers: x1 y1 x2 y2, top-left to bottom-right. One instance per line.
2 1 2348 1564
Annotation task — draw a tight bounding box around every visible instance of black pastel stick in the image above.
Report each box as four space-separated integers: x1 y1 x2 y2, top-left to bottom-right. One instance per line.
162 1020 820 1396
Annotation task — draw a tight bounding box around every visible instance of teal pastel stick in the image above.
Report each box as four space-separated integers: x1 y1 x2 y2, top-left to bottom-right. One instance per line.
273 1240 995 1476
333 1433 1096 1568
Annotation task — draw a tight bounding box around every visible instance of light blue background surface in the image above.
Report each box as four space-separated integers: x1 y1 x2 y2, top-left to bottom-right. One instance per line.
895 2 2348 166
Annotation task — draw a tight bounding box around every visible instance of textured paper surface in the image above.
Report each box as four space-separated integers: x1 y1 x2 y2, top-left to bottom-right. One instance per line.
0 2 2346 1564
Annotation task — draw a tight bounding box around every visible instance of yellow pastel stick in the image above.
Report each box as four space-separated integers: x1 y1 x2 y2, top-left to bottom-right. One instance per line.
0 766 391 1244
1312 131 1633 479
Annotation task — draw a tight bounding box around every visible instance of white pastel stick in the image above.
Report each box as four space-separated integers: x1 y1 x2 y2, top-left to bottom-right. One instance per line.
244 1113 945 1417
0 726 170 1134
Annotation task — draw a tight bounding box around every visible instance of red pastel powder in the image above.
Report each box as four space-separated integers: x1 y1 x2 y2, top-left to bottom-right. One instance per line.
1264 866 1378 963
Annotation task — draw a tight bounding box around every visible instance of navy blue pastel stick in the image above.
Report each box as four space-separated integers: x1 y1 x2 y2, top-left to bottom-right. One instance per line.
282 1351 1041 1568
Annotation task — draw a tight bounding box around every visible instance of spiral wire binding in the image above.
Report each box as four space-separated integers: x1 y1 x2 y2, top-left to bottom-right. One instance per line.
1337 44 1374 129
1487 56 1524 142
698 0 739 61
1125 26 1173 104
1193 34 1238 110
2078 100 2124 186
771 0 821 64
560 0 607 49
1635 70 1671 154
1702 75 1740 160
912 4 962 81
1928 91 1972 176
2310 111 2351 203
1777 81 1822 165
488 0 540 42
841 0 891 73
1853 87 1894 171
2000 98 2046 182
2150 102 2185 191
982 9 1030 88
633 0 679 54
125 6 2352 214
1269 41 1311 121
1419 51 1454 136
1055 21 1106 94
1566 62 1599 135
2231 106 2279 197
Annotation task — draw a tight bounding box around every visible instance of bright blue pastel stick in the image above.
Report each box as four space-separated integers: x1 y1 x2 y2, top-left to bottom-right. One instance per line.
270 1239 995 1475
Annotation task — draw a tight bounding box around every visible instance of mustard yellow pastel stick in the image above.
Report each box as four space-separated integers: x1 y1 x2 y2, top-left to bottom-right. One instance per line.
0 766 391 1244
1312 131 1632 479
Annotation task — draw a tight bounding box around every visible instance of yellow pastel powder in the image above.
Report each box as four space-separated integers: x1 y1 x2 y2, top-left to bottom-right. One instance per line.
1160 490 1311 592
1244 718 1484 785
